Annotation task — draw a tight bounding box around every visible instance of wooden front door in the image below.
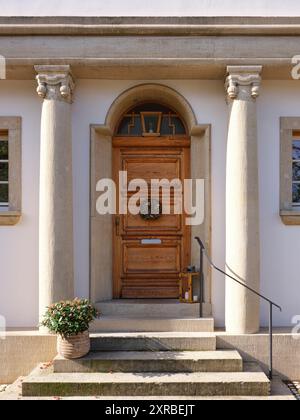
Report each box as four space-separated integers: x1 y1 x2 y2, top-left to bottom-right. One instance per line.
113 136 191 299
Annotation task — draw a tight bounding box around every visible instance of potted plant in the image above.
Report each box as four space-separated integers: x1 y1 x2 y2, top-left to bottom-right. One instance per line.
41 298 99 359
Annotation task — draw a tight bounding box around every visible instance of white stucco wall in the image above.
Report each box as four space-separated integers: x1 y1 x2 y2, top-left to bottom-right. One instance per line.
1 0 300 17
0 78 300 328
0 81 40 328
258 81 300 327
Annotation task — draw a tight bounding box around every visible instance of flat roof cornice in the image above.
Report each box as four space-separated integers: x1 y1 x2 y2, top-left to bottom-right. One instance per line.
2 16 300 36
1 16 300 80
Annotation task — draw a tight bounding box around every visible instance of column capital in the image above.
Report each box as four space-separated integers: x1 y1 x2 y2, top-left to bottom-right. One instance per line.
35 65 75 103
225 66 262 101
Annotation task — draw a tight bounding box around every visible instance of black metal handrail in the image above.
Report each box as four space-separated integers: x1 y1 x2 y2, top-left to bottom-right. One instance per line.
195 237 282 380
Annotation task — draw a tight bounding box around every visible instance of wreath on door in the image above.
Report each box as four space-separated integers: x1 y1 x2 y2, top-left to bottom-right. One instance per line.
140 199 162 221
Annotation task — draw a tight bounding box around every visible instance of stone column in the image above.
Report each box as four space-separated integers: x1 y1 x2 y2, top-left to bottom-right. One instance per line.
35 65 75 323
225 66 262 334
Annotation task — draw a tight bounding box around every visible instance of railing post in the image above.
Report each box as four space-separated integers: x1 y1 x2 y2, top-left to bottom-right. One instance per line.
199 241 204 318
269 303 273 380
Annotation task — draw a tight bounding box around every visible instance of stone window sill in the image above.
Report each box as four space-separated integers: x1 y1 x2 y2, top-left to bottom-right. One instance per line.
0 211 21 226
280 210 300 225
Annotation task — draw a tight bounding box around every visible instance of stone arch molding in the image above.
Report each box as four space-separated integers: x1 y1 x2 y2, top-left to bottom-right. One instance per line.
103 83 199 135
90 83 212 316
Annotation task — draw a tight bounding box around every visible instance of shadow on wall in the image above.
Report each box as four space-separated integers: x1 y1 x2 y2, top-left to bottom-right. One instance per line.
216 333 300 380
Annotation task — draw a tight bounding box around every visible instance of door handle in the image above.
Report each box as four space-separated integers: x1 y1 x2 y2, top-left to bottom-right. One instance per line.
115 216 120 236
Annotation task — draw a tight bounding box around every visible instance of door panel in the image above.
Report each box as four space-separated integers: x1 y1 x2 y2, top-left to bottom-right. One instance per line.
126 159 181 184
124 212 181 232
124 241 181 273
113 139 191 299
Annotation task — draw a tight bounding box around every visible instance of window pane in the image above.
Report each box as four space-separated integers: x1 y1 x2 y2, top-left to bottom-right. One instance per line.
293 183 300 204
118 115 142 136
172 117 186 135
161 116 186 135
0 162 8 182
0 141 8 160
0 184 8 204
293 162 300 181
293 140 300 160
117 104 187 136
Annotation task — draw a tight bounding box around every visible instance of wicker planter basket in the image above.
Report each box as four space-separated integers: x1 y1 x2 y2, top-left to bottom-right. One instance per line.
57 330 90 359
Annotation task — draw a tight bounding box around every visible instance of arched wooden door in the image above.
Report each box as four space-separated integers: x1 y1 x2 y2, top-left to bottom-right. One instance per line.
113 104 191 299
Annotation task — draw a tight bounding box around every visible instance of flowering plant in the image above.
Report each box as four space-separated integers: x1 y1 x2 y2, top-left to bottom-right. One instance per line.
41 299 99 338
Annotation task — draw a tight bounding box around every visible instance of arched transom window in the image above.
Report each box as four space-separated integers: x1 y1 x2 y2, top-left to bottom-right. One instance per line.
116 103 187 137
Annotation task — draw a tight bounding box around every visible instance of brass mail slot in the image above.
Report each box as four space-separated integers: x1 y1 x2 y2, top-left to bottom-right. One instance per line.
141 239 162 245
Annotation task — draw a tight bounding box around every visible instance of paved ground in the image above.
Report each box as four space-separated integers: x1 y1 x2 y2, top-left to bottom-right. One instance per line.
0 377 296 400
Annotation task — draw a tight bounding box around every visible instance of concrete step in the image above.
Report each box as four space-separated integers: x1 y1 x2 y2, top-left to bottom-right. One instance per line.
3 376 293 400
53 350 243 374
90 317 214 333
90 332 217 352
22 363 270 397
96 300 202 318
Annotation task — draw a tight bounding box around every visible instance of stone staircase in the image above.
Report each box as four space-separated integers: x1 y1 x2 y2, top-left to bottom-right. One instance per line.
22 332 271 398
90 300 214 333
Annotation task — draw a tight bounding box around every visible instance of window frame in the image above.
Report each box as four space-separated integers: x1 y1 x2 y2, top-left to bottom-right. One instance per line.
0 117 22 226
280 117 300 225
292 135 300 207
0 132 9 208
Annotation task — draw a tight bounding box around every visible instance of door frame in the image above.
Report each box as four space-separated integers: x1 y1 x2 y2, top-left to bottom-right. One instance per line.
89 83 212 315
112 136 191 299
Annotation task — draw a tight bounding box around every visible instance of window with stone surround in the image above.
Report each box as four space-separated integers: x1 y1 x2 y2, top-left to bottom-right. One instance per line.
280 117 300 225
0 117 21 226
